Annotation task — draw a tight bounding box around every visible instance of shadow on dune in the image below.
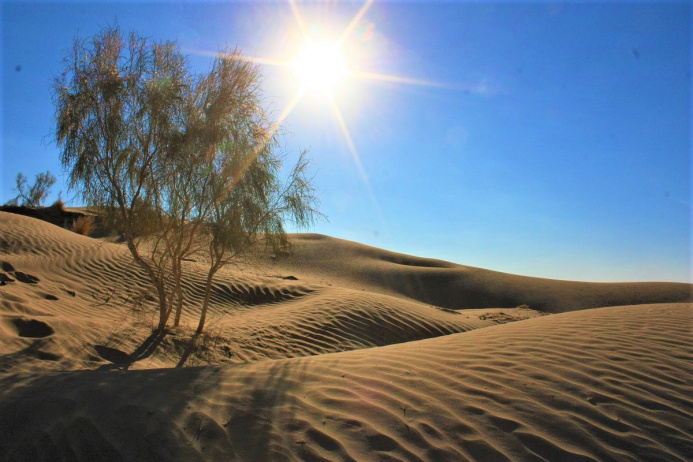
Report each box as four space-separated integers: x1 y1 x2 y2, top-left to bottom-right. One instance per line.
95 330 168 371
208 281 312 306
0 366 209 461
274 234 693 313
367 267 693 313
0 341 63 373
0 356 309 461
222 360 309 461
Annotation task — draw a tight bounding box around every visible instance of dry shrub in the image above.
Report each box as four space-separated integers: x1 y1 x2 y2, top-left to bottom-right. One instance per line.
49 198 65 211
72 215 94 236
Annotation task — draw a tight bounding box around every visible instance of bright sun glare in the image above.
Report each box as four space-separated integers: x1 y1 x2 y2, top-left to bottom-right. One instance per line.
292 42 348 95
232 0 436 229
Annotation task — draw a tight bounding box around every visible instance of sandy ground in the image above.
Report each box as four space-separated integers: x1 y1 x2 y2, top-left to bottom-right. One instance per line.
0 211 691 461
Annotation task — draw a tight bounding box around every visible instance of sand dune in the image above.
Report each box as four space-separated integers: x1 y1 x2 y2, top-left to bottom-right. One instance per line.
0 211 691 461
272 234 692 313
0 212 545 372
1 304 691 461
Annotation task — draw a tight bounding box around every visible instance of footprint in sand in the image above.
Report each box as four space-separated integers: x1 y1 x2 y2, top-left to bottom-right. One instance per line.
0 273 14 284
0 262 40 285
11 318 54 338
14 271 40 284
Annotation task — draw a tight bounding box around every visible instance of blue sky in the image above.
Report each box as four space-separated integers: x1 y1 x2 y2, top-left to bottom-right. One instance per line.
2 1 690 282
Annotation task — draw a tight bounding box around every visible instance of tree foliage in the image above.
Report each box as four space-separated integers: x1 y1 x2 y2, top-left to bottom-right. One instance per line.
5 171 56 207
53 26 319 333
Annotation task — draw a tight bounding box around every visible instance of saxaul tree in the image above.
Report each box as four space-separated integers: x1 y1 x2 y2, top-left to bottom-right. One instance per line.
5 171 56 207
53 25 319 334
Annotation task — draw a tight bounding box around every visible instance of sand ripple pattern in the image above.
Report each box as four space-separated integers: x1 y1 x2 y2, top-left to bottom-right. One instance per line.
1 303 690 461
2 213 692 460
1 213 525 371
194 289 496 364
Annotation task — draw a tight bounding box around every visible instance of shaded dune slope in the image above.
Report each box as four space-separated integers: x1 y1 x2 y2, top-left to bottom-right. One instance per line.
273 234 692 312
1 303 690 461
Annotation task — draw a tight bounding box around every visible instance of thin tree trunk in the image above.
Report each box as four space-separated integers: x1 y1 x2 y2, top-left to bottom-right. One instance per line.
172 221 200 328
157 271 177 333
196 273 215 335
170 256 181 327
172 263 184 327
123 233 170 333
173 296 183 327
156 282 170 332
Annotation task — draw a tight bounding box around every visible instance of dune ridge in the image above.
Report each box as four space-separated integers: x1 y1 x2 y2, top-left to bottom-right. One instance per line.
274 234 692 313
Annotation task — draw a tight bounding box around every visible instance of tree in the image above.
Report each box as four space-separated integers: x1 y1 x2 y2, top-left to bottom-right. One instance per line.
53 25 319 334
5 171 56 206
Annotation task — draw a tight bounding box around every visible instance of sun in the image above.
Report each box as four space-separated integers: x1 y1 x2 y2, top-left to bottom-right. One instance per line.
221 0 434 235
292 42 348 95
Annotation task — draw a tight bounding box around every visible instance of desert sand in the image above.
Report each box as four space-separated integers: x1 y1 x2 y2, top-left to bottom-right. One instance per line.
0 210 691 461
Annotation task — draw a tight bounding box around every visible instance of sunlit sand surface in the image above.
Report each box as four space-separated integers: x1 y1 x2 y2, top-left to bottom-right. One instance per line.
0 211 691 461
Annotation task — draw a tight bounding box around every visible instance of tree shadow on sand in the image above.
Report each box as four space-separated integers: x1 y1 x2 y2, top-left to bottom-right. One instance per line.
174 334 200 369
1 350 312 461
95 330 168 370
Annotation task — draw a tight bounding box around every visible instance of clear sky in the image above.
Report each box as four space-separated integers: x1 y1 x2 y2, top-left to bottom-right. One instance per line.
2 1 690 282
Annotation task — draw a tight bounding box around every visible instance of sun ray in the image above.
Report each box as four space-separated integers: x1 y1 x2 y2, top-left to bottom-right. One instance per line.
327 97 362 178
275 87 307 125
238 55 291 68
337 0 375 46
229 87 307 193
328 95 388 233
351 70 453 89
288 0 311 43
187 48 291 69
